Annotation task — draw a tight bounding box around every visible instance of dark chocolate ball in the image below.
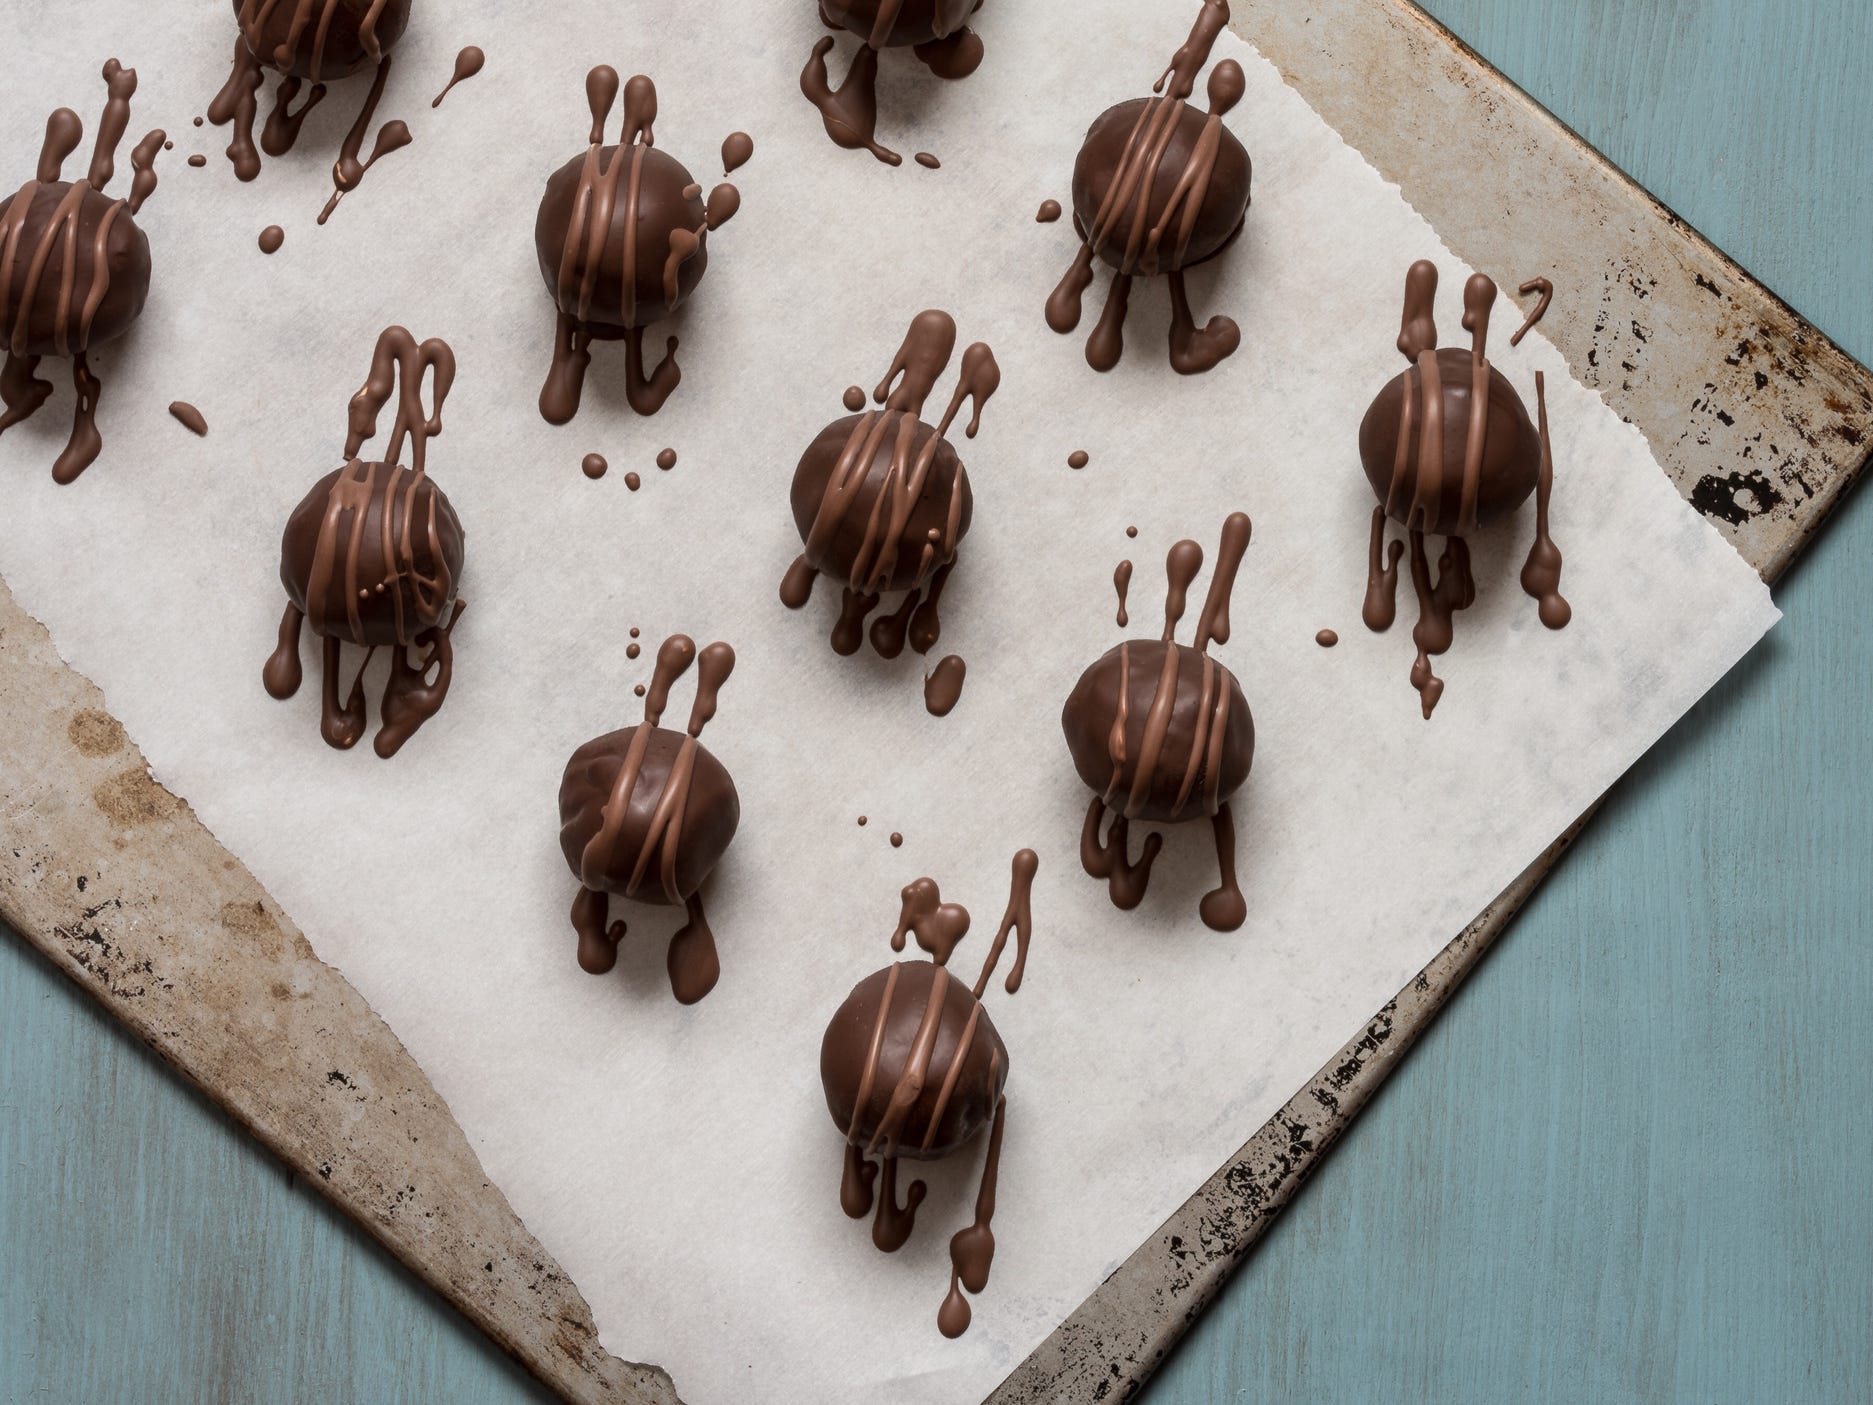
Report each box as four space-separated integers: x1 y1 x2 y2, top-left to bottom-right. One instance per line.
820 961 1007 1162
1072 97 1251 276
534 146 708 333
790 412 974 594
233 0 413 81
1061 639 1254 824
820 0 977 47
558 725 741 905
1358 347 1541 536
279 463 466 647
0 183 151 356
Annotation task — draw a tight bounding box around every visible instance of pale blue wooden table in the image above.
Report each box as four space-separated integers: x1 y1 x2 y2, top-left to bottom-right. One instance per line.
4 3 1870 1401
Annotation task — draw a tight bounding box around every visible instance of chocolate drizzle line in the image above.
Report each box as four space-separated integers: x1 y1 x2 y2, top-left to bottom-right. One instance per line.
317 54 410 225
1046 0 1244 374
209 3 406 194
781 311 998 696
570 634 736 1004
801 1 985 167
1081 513 1251 931
1510 277 1553 348
262 326 463 757
0 61 164 484
431 47 485 108
539 69 742 425
840 848 1037 1335
1364 262 1570 716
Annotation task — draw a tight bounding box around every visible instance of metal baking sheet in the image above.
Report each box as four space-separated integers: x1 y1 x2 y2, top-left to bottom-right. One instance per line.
2 2 1866 1402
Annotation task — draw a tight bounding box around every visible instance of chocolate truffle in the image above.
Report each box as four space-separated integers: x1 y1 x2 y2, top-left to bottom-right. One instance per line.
820 849 1037 1338
1061 513 1254 931
779 311 998 712
1358 259 1571 718
557 635 739 1005
801 0 987 166
262 327 466 758
536 68 745 427
0 61 164 483
1045 0 1250 374
207 0 414 213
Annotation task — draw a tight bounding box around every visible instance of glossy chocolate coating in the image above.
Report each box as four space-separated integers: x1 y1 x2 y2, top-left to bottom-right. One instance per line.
821 0 977 48
821 961 1007 1162
1072 97 1251 275
279 463 465 646
1358 347 1542 537
1062 639 1254 823
789 413 974 595
232 0 412 81
558 725 740 905
0 183 150 356
534 145 708 333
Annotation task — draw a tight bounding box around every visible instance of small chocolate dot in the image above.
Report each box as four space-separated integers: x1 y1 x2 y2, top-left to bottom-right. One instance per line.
914 152 940 170
633 684 646 697
1316 629 1340 648
624 471 642 491
843 385 866 412
629 627 640 638
1068 450 1089 470
1125 526 1138 538
581 453 607 480
889 832 903 848
626 643 641 659
857 816 868 826
258 225 285 255
187 154 207 168
1036 198 1063 223
656 447 677 471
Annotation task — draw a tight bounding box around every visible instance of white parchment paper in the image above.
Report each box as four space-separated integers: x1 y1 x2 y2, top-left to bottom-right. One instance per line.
0 3 1779 1402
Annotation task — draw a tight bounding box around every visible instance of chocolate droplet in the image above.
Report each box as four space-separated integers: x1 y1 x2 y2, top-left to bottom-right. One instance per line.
581 453 608 480
890 832 904 848
258 225 285 254
625 471 642 491
1036 198 1062 223
656 447 677 471
1316 629 1339 648
1067 450 1089 470
842 385 866 412
168 402 208 437
914 152 940 170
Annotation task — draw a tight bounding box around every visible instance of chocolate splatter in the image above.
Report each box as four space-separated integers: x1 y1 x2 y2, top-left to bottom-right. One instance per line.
656 447 677 471
259 224 284 253
432 46 485 108
924 655 966 717
915 151 941 170
168 401 208 436
721 131 754 173
1036 198 1062 223
1068 450 1089 470
1315 628 1338 648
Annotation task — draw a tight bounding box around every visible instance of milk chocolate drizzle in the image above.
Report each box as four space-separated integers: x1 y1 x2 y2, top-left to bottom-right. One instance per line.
1082 512 1251 931
262 327 463 757
0 61 163 483
781 310 997 707
840 847 1036 1337
431 47 485 108
1510 277 1553 348
539 69 743 425
1364 261 1570 717
1113 559 1132 626
209 2 407 206
801 1 986 166
1046 0 1245 374
570 635 735 1004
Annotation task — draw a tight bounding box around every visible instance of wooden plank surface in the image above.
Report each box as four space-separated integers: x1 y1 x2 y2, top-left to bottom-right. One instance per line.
3 2 1869 1403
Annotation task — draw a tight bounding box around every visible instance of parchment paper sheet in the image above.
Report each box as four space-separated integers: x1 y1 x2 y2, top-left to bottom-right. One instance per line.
0 3 1779 1401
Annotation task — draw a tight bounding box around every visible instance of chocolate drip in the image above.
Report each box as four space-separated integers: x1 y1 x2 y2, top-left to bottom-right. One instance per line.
923 655 966 716
938 1094 1005 1338
1199 802 1246 931
1081 797 1162 909
1406 532 1474 720
1362 505 1404 631
802 1 983 165
262 602 305 698
1036 199 1062 224
1047 2 1247 372
0 61 163 482
316 55 409 225
431 46 485 108
721 131 754 174
168 401 208 436
1510 277 1554 348
972 848 1037 997
1519 372 1571 628
667 892 720 1006
1113 559 1132 626
801 39 900 166
1161 540 1205 641
1193 510 1251 651
892 877 971 965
